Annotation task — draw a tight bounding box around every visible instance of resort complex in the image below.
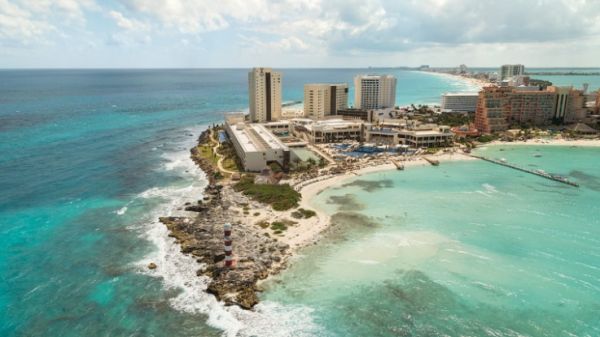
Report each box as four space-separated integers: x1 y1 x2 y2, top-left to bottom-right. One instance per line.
224 66 600 172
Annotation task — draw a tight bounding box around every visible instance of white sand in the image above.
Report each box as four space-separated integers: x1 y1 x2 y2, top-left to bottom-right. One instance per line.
489 138 600 147
274 152 477 252
421 71 489 90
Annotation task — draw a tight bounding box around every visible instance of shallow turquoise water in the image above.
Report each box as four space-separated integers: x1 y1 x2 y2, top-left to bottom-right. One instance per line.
262 145 600 336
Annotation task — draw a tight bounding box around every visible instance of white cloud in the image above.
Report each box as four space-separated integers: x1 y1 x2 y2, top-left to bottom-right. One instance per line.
0 0 55 43
109 10 148 32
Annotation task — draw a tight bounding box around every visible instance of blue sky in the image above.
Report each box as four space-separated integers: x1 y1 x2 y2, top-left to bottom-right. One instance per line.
1 0 599 68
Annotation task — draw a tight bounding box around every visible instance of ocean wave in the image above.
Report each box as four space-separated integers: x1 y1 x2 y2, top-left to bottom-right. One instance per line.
115 206 128 215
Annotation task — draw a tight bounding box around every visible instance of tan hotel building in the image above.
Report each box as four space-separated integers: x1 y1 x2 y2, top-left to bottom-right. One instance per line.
475 86 586 133
303 83 348 119
248 67 282 123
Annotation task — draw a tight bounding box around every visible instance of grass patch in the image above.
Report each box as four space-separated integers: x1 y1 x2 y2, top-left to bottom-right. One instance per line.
255 220 270 229
233 175 301 211
291 208 316 219
270 221 288 231
197 144 218 165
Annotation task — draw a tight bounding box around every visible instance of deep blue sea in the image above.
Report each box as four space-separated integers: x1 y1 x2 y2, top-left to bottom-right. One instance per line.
1 69 599 337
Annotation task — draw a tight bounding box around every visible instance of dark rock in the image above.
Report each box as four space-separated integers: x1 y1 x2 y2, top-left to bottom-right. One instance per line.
184 205 209 212
148 262 157 270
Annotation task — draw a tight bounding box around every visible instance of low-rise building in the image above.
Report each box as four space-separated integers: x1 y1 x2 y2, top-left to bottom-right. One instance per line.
292 118 364 143
441 92 479 112
224 117 291 172
400 126 453 148
334 108 373 122
365 124 453 148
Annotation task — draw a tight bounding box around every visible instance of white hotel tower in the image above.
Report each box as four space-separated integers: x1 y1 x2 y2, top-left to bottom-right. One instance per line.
354 74 397 110
248 67 282 122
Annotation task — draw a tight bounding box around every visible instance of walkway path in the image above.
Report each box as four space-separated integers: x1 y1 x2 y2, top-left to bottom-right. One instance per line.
209 129 238 175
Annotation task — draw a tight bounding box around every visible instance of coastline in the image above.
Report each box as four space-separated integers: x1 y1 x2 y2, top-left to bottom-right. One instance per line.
158 126 599 312
157 128 477 310
420 70 488 90
279 152 477 252
488 138 600 147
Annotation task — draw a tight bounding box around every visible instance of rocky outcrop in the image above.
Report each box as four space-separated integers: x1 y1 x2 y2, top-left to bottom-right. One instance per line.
159 205 288 309
158 127 290 310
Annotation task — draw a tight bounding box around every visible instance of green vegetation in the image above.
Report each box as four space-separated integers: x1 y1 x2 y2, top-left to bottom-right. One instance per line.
436 112 473 127
291 208 317 219
233 175 301 211
425 147 440 155
217 141 242 172
477 134 498 143
197 144 218 165
270 221 288 231
255 220 270 229
269 219 297 233
253 212 260 216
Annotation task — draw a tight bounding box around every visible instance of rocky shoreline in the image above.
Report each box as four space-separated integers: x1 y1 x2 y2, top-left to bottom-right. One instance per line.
157 128 291 310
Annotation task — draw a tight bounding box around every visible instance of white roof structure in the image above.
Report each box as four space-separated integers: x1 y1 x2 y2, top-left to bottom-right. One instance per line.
229 123 289 153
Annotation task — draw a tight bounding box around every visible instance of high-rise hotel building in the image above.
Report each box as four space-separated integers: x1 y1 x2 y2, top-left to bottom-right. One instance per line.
248 67 282 122
354 75 397 110
475 85 586 133
303 83 348 119
500 64 525 80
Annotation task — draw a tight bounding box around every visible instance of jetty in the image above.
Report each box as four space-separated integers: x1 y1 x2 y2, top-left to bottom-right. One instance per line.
470 155 579 187
423 157 440 166
391 160 404 170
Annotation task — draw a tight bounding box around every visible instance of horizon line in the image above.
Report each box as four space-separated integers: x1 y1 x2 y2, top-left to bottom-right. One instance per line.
1 66 600 71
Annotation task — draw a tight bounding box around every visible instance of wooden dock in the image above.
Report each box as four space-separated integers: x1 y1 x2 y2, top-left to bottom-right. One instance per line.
423 157 440 166
470 155 579 187
391 160 404 170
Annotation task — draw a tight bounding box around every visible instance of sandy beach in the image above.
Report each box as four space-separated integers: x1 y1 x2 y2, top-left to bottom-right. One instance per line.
271 152 478 252
421 71 489 90
272 137 600 252
489 138 600 147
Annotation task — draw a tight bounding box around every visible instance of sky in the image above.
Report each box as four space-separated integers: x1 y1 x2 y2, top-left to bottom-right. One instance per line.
1 0 600 68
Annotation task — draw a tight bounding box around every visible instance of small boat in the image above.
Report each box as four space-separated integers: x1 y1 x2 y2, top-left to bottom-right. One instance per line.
534 153 542 158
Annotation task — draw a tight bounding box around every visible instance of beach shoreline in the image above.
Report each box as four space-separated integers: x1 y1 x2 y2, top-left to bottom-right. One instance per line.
419 70 489 90
158 125 600 310
278 152 478 252
489 138 600 147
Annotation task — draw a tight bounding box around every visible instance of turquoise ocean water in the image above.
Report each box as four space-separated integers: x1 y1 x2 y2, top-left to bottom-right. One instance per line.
264 145 600 336
1 69 599 336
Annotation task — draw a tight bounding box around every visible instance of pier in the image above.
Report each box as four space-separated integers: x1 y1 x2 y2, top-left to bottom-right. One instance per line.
423 157 440 166
391 159 404 170
470 155 579 187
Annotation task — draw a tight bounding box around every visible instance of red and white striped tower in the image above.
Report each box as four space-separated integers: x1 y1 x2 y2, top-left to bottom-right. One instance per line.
224 223 233 267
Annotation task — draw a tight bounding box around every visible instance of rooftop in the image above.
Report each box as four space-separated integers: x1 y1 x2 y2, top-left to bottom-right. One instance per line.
228 122 289 153
443 92 479 96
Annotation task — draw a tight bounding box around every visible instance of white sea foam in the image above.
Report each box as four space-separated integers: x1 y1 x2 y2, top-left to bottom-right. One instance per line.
115 206 128 215
482 183 497 193
134 125 321 337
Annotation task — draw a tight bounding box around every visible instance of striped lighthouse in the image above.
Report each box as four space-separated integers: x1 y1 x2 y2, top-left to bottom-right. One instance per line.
224 223 233 267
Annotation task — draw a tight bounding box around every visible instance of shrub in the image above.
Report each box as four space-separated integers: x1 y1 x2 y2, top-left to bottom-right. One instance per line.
233 175 301 211
270 221 288 231
298 208 316 218
255 220 270 229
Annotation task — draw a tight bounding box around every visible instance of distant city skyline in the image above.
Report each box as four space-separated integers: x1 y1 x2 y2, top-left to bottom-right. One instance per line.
1 0 600 68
